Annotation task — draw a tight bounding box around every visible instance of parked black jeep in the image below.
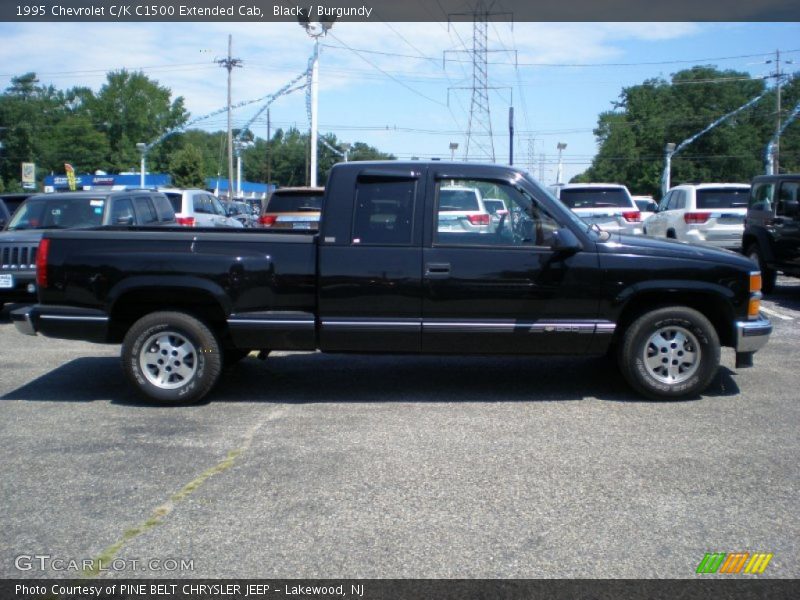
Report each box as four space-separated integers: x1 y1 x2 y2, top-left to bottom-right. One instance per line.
1 190 175 309
742 174 800 293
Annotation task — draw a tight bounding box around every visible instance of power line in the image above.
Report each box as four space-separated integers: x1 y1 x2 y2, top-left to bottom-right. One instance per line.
326 31 447 107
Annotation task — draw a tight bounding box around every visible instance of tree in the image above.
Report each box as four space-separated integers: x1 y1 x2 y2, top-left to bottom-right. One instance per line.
169 145 205 188
88 70 188 172
574 67 774 197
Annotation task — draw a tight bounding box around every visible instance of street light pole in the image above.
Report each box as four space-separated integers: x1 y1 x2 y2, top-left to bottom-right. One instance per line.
449 142 459 161
299 17 333 187
556 142 567 184
662 142 676 197
136 142 147 188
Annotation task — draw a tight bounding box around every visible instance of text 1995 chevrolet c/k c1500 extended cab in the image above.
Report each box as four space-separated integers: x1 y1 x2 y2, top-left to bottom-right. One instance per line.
11 161 772 404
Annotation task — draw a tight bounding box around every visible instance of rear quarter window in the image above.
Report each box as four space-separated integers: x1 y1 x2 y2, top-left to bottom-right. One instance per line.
559 188 631 209
439 189 480 211
695 188 749 209
266 193 324 213
152 194 176 222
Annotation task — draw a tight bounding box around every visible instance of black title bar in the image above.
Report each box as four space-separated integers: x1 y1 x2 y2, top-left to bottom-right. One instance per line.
3 0 800 22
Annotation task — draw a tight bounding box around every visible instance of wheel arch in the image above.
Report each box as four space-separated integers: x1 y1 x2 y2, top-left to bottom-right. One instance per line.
107 279 230 344
613 289 736 348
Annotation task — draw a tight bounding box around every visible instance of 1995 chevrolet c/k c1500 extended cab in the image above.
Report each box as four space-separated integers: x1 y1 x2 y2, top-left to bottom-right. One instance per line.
11 161 772 404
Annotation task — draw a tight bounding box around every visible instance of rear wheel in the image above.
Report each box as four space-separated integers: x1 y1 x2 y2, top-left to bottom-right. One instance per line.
122 311 222 404
618 307 720 400
746 243 776 294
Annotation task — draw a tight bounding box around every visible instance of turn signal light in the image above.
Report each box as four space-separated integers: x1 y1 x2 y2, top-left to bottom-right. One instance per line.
748 272 762 319
748 297 761 319
750 272 762 293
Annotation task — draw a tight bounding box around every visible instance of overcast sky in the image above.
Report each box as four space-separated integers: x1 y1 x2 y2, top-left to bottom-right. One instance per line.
1 20 798 186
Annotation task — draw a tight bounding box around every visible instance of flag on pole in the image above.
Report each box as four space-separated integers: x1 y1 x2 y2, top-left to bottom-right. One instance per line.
65 163 76 191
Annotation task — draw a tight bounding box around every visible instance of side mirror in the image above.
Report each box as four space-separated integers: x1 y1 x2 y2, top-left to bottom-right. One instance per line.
116 215 134 226
551 227 582 254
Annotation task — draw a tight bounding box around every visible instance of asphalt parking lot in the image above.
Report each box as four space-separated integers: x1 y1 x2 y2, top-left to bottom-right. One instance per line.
1 280 798 580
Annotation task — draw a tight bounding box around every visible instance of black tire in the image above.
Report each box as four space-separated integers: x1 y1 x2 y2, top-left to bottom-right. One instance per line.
121 311 222 404
618 307 720 400
746 244 776 294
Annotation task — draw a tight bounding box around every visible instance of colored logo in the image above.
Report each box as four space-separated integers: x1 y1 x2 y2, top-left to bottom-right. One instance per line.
696 552 773 574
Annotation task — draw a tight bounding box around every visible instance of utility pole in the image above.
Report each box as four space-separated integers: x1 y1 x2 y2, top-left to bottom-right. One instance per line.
767 49 793 174
217 34 242 198
508 106 514 165
266 108 271 190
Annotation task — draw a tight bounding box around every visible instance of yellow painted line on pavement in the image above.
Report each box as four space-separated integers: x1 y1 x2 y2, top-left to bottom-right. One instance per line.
81 416 272 578
760 307 794 321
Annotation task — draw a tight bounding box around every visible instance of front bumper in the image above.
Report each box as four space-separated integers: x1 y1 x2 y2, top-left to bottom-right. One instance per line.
11 304 109 343
734 315 773 353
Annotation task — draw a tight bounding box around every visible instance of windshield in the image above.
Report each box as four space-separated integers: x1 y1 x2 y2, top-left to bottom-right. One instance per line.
7 196 105 230
559 187 632 209
696 188 749 209
439 188 480 211
266 193 323 213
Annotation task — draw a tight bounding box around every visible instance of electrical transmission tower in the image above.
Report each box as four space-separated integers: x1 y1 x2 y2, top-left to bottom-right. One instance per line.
466 6 493 162
445 2 513 163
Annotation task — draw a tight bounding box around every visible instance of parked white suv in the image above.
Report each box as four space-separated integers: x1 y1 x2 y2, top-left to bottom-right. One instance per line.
437 186 492 232
552 183 643 235
643 183 750 249
159 188 243 228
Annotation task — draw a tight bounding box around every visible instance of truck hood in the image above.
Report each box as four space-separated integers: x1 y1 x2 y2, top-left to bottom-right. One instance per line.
602 233 755 270
0 230 45 244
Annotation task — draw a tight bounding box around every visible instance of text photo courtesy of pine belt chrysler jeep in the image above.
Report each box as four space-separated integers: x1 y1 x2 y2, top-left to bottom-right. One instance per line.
11 162 771 404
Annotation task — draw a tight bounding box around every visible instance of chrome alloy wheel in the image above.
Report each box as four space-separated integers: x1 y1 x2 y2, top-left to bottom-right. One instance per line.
642 325 700 385
139 331 198 390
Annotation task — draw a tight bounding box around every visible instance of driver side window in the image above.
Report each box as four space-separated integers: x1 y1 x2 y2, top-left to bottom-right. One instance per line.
434 178 560 247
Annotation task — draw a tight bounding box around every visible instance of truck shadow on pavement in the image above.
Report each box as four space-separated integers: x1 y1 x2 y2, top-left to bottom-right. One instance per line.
1 353 740 405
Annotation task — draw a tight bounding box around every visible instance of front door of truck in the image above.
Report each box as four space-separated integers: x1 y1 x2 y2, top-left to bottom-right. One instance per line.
318 169 424 352
422 172 601 355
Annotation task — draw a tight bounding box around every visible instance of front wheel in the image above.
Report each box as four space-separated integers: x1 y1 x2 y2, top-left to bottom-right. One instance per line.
618 307 720 400
122 311 222 404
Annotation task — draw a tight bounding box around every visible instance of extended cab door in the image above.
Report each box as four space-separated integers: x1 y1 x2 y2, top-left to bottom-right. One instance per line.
421 169 601 355
317 167 425 352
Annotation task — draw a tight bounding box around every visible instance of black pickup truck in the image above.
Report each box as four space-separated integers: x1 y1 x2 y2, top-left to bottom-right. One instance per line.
12 161 772 404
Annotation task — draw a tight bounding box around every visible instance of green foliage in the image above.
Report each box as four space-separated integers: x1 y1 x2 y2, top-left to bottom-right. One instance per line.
573 67 800 198
0 69 393 190
169 145 206 188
